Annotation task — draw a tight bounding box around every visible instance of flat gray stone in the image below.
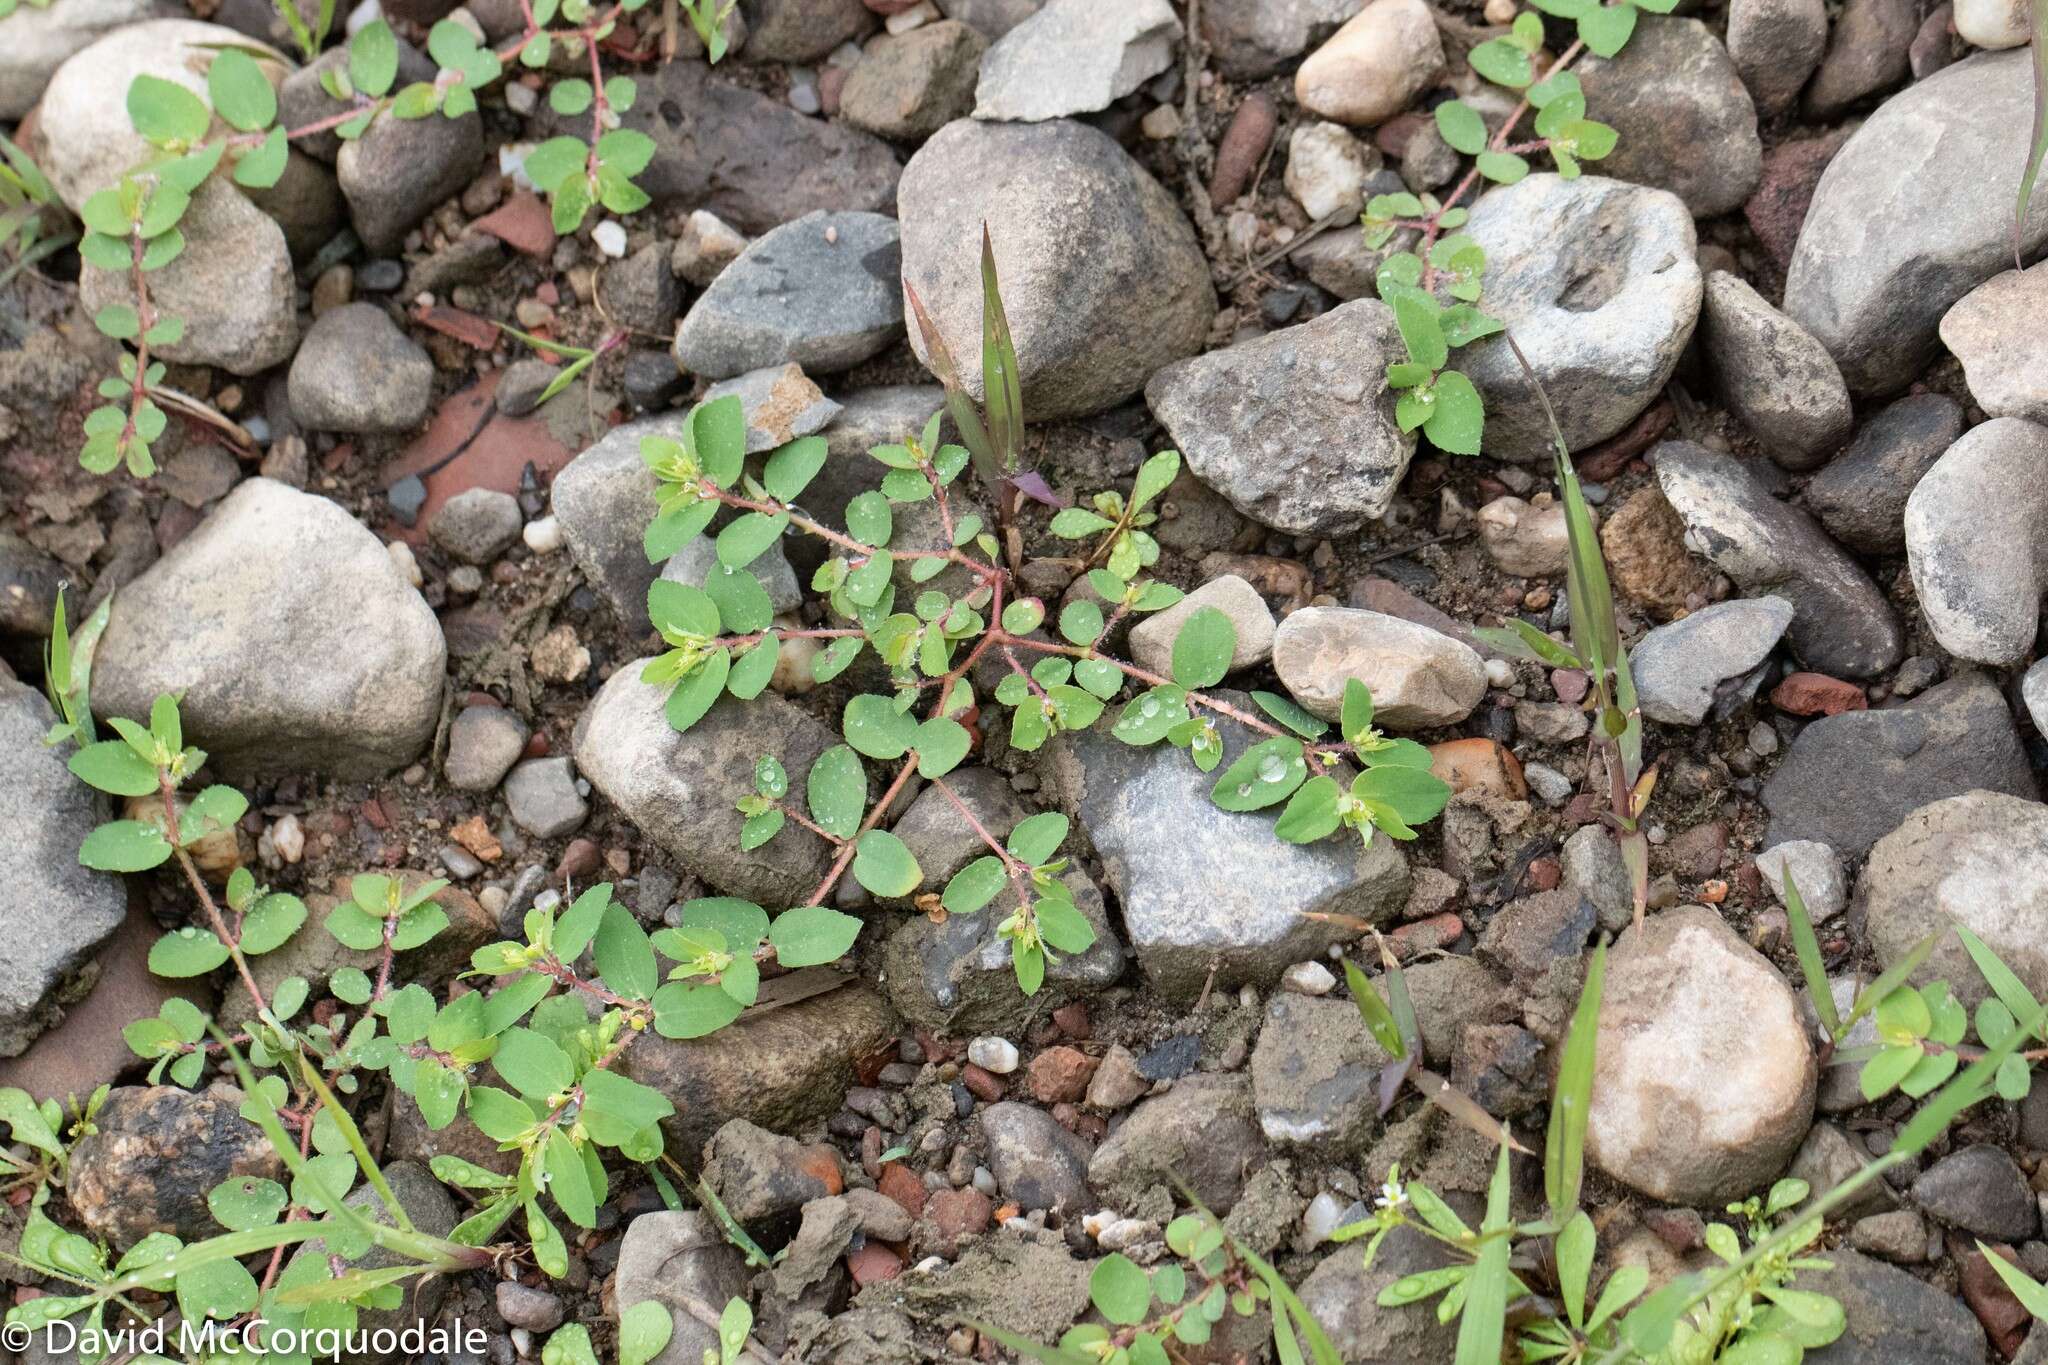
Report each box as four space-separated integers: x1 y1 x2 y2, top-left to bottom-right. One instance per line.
1146 300 1415 535
1652 441 1902 678
1460 175 1701 461
1629 596 1793 725
0 682 127 1057
1803 393 1961 556
503 757 588 839
1800 1250 1985 1365
671 211 903 380
1939 262 2048 423
288 304 434 434
1784 48 2048 395
1903 416 2048 666
1271 607 1486 729
1699 271 1851 469
1575 17 1762 217
973 0 1181 122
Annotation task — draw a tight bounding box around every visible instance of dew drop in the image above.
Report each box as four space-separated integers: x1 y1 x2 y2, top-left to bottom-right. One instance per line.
1235 783 1254 799
1137 697 1159 718
1256 754 1288 783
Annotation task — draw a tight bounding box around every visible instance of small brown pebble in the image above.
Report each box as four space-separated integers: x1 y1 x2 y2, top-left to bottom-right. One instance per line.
878 1162 927 1219
555 837 601 882
847 1241 904 1286
1051 1003 1090 1039
1550 668 1589 703
861 1125 884 1179
1698 879 1729 904
1209 92 1276 209
1527 857 1561 892
1388 912 1463 957
926 1188 993 1254
960 1064 1004 1103
1771 672 1868 716
451 814 502 862
1030 1047 1097 1104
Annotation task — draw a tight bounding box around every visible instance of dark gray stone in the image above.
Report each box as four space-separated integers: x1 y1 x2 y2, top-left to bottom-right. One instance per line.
1299 1224 1461 1362
672 211 903 380
1476 888 1596 981
337 98 483 254
1652 441 1902 678
1200 0 1362 78
1087 1073 1265 1213
1250 993 1390 1155
283 1161 456 1364
839 20 986 142
1804 394 1962 556
1802 1249 1986 1365
1903 417 2048 666
67 1087 285 1250
1911 1145 2037 1240
1699 271 1851 469
0 532 63 636
1761 673 2036 857
1803 0 1917 119
287 303 433 434
700 1118 839 1224
429 487 523 564
736 0 872 62
1629 595 1794 725
978 1101 1092 1214
1575 17 1762 217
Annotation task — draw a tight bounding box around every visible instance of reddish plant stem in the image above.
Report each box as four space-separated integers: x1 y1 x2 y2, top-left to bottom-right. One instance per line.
929 776 1034 918
159 774 269 1016
802 758 918 907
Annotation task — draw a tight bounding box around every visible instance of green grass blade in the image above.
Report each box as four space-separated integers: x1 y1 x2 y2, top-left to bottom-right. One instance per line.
1781 869 1841 1040
1455 1141 1513 1365
1841 930 1941 1038
2018 0 2048 267
978 224 1023 475
1545 941 1603 1222
1955 923 2043 1036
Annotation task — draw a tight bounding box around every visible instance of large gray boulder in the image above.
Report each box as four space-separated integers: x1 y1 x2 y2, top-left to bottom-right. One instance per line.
0 682 127 1057
1784 48 2048 396
614 1213 749 1365
1574 17 1761 217
897 118 1215 420
574 673 838 906
1041 697 1408 1001
1862 792 2048 1010
1904 417 2048 666
93 480 445 778
1146 300 1415 535
1761 673 2036 857
1461 176 1701 461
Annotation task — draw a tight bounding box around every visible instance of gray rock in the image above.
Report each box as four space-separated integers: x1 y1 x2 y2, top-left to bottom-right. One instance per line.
0 683 127 1057
597 243 680 337
1298 1224 1460 1362
1460 176 1702 462
503 757 588 839
66 1087 284 1250
1250 994 1389 1155
1911 1145 2036 1240
1293 205 1400 299
1146 300 1415 535
1847 1209 1926 1262
495 1283 564 1333
701 1118 839 1224
93 479 444 778
839 20 986 141
1286 122 1376 222
0 0 161 120
1803 0 1917 120
576 671 837 904
336 97 483 254
1761 674 2035 858
618 984 898 1156
79 177 297 377
883 868 1125 1033
979 1101 1092 1214
599 58 899 233
1904 417 2048 666
1294 0 1443 127
704 364 842 452
886 766 1026 894
1562 824 1633 932
1041 695 1409 1001
1756 839 1848 922
1200 0 1363 79
1939 262 2048 423
1087 1073 1264 1213
662 530 802 616
552 414 666 633
1652 442 1902 678
736 0 871 62
1477 496 1575 579
1127 575 1276 678
898 118 1214 421
801 384 947 541
973 0 1180 122
1574 17 1761 218
445 704 528 791
1382 955 1518 1067
1804 393 1962 556
1727 0 1827 117
1475 888 1595 981
2026 659 2048 737
1862 791 2048 1011
673 211 902 379
936 0 1044 38
288 304 433 434
615 1213 749 1365
429 488 523 565
1785 49 2048 395
0 532 64 637
671 209 749 288
1272 607 1486 729
1587 906 1814 1206
1629 595 1794 725
1699 272 1851 469
1801 1250 1986 1365
282 1161 455 1363
1787 1122 1893 1221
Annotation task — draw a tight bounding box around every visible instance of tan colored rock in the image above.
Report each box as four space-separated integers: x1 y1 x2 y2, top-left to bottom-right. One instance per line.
1272 606 1486 729
1599 485 1714 619
1294 0 1444 126
1477 496 1582 578
1939 263 2048 424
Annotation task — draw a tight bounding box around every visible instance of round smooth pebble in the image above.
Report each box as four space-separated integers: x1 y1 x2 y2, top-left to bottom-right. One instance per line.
592 220 628 258
523 514 564 554
967 1036 1019 1073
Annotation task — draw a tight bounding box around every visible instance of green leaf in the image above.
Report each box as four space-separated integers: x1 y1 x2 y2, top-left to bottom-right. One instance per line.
1275 775 1344 844
806 745 866 839
207 49 277 132
1036 892 1097 955
1860 1043 1924 1100
1209 736 1308 812
69 739 160 795
662 650 728 735
844 694 922 760
1058 599 1103 646
350 19 400 95
208 1176 288 1232
81 818 173 871
149 926 231 977
846 491 893 547
1781 870 1841 1040
763 436 827 503
493 1027 575 1099
1468 37 1534 87
95 303 142 341
1545 942 1603 1221
578 1070 674 1147
1576 1 1637 56
1050 508 1116 538
594 902 659 1000
1091 1253 1153 1326
768 905 864 967
1343 958 1408 1060
716 511 789 570
1956 924 2043 1037
1391 291 1448 371
1171 606 1237 688
620 1299 675 1365
1251 690 1328 739
1424 370 1484 456
1435 100 1488 155
128 74 212 144
943 857 1007 915
1454 1142 1513 1365
1007 812 1069 866
852 830 922 897
652 980 745 1038
1476 150 1530 184
915 717 972 777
